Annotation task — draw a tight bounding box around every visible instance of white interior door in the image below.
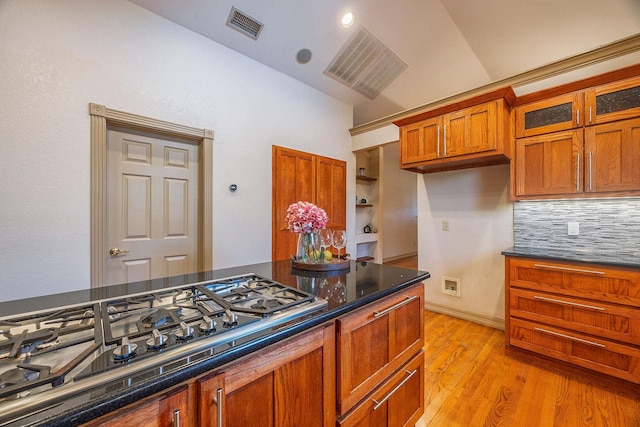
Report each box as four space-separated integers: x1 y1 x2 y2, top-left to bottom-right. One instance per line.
106 130 198 285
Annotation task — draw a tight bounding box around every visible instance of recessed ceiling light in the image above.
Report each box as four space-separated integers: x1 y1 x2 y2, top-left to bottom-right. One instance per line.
341 12 355 28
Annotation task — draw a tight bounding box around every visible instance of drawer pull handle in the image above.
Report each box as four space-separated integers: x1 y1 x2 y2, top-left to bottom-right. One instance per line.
212 388 223 426
533 295 605 311
172 409 180 427
373 295 419 318
534 327 606 348
576 153 580 192
372 369 417 410
533 264 605 275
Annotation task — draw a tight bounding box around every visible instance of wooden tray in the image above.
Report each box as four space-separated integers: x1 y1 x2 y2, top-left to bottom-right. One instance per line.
291 258 350 271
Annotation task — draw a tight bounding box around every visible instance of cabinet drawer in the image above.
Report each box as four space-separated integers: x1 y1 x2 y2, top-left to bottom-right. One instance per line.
509 318 640 384
510 288 640 345
508 258 640 307
336 283 424 415
339 351 424 427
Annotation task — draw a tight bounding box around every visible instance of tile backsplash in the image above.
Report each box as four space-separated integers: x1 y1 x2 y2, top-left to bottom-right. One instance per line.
513 198 640 259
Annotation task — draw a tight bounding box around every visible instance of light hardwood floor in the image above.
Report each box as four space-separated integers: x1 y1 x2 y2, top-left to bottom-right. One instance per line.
385 256 640 426
416 311 640 427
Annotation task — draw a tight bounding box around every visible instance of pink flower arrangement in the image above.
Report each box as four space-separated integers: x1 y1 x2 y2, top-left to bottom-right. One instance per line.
286 201 328 234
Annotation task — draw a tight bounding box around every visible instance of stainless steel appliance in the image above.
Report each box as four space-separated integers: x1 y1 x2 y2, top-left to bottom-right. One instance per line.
0 274 326 424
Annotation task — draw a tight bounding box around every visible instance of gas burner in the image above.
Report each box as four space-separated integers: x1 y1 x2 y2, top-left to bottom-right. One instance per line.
1 328 60 358
0 364 49 389
137 308 182 331
251 299 283 311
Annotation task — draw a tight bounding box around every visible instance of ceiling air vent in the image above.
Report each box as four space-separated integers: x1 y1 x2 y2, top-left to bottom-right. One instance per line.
325 26 407 99
226 7 263 40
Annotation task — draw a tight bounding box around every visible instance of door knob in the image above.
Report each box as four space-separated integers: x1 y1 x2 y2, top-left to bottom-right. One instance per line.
109 247 130 256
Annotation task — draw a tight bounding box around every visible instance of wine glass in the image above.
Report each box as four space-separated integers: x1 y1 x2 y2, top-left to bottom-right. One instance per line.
332 230 347 259
319 229 333 262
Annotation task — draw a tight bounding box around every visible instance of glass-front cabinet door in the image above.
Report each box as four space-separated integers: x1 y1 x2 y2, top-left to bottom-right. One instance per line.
515 92 584 138
585 76 640 126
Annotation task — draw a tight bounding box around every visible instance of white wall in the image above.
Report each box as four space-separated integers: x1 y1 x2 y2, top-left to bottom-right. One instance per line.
381 142 417 260
0 0 354 302
418 165 513 326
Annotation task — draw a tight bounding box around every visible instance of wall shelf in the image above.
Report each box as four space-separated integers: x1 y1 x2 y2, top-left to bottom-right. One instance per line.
356 175 377 182
356 233 379 244
356 204 373 208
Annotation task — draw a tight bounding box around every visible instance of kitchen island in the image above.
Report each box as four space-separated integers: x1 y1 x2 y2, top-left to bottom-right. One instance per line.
0 260 429 426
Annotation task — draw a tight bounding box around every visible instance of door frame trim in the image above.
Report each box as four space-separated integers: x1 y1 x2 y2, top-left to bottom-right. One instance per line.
89 103 213 288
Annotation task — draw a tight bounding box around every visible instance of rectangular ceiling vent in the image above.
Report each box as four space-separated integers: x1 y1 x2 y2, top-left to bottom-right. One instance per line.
325 26 408 99
226 7 263 40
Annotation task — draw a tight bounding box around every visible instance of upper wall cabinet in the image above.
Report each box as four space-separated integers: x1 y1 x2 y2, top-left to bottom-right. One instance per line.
395 88 515 174
512 70 640 200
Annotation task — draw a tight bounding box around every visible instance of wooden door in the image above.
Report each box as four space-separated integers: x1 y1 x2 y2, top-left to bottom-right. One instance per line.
515 130 583 197
316 156 346 230
272 146 315 261
584 117 640 193
107 130 198 285
585 75 640 126
515 92 584 138
399 117 441 165
272 146 346 261
444 101 496 157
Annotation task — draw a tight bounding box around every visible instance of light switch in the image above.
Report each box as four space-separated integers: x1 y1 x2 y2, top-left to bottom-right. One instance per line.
568 222 579 236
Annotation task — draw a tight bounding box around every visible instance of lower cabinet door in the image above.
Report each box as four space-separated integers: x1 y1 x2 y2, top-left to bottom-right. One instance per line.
339 351 424 427
198 324 336 427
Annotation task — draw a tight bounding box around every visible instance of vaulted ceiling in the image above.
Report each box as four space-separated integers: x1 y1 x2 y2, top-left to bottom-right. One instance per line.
129 0 640 127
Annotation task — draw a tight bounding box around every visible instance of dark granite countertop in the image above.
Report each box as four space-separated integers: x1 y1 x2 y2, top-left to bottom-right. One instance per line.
0 260 429 426
502 247 640 269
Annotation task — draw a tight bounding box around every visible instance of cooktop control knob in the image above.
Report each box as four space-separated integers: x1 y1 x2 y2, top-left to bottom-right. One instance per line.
199 315 217 333
113 337 138 359
146 329 168 349
222 309 238 327
175 321 194 340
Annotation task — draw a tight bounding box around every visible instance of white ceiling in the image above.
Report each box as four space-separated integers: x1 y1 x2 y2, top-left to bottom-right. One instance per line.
128 0 640 127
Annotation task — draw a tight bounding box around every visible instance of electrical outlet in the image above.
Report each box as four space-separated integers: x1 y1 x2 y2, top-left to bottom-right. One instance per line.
568 222 580 236
442 220 450 231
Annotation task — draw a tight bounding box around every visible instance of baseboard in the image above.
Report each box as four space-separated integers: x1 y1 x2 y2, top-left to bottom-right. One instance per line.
382 252 418 263
424 301 505 331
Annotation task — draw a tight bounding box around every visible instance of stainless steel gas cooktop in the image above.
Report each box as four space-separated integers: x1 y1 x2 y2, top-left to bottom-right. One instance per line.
0 274 327 424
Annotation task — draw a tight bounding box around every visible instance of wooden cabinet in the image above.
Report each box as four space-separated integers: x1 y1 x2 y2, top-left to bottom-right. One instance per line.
513 74 640 199
81 383 193 427
585 75 640 126
505 256 640 384
198 323 336 427
272 146 346 260
514 129 583 196
584 117 640 193
336 283 424 417
515 92 583 138
400 116 441 164
397 89 514 174
339 351 424 427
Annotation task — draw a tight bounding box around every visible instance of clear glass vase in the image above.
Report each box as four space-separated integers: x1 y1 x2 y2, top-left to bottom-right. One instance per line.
297 232 321 263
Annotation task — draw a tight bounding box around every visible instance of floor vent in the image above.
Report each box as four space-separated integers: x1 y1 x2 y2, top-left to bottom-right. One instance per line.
226 7 263 40
325 26 407 99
